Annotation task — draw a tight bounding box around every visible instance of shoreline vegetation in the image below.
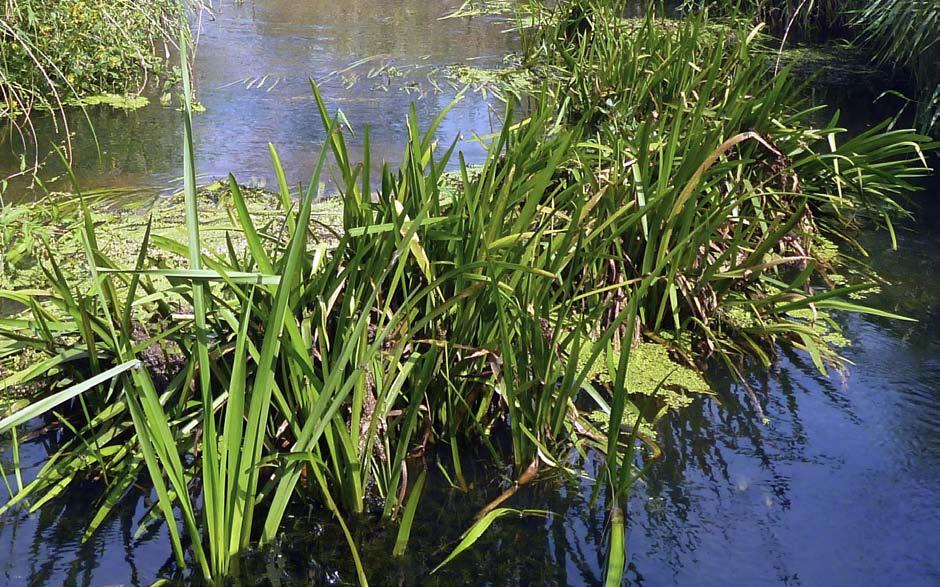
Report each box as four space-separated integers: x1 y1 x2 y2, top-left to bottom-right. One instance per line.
1 0 937 584
686 0 939 135
450 0 938 135
1 0 184 172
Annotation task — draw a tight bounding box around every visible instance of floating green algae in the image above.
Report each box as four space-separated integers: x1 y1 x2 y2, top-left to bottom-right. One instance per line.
575 341 712 410
720 305 760 331
786 308 851 349
773 43 885 85
577 342 712 443
444 63 537 101
0 183 344 292
586 402 658 440
67 93 150 110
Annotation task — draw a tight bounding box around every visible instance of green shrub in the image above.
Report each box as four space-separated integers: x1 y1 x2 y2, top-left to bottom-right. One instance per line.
1 0 180 120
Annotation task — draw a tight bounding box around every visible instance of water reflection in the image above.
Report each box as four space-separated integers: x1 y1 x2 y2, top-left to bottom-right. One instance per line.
621 198 940 586
0 0 517 201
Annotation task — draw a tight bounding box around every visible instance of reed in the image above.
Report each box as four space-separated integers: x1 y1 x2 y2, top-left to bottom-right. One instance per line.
856 0 939 135
0 1 933 584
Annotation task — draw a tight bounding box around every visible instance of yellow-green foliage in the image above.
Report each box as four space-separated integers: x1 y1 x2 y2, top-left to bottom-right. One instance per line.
1 0 178 119
576 341 712 410
67 93 150 110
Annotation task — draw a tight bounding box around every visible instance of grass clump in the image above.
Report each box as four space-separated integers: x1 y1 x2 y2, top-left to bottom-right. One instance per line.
682 0 940 135
0 1 935 585
521 1 931 370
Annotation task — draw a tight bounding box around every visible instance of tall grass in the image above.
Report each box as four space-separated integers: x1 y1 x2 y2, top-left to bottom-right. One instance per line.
522 1 930 374
683 0 940 135
0 1 934 585
856 0 939 135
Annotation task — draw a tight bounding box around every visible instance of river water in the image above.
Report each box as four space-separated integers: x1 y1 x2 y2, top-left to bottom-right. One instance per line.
0 0 516 200
2 1 939 585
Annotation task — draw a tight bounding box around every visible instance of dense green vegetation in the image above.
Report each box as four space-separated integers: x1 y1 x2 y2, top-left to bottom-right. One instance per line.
0 1 936 585
856 0 939 134
1 0 180 144
684 0 940 135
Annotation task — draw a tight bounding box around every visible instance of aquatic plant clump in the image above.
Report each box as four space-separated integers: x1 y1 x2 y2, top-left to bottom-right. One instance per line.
520 1 932 374
0 2 935 585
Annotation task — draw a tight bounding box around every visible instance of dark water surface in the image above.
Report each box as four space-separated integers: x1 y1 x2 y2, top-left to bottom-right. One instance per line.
2 2 940 585
0 0 516 200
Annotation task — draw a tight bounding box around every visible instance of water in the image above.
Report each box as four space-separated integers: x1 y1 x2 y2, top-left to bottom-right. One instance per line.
0 0 517 200
3 2 940 585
